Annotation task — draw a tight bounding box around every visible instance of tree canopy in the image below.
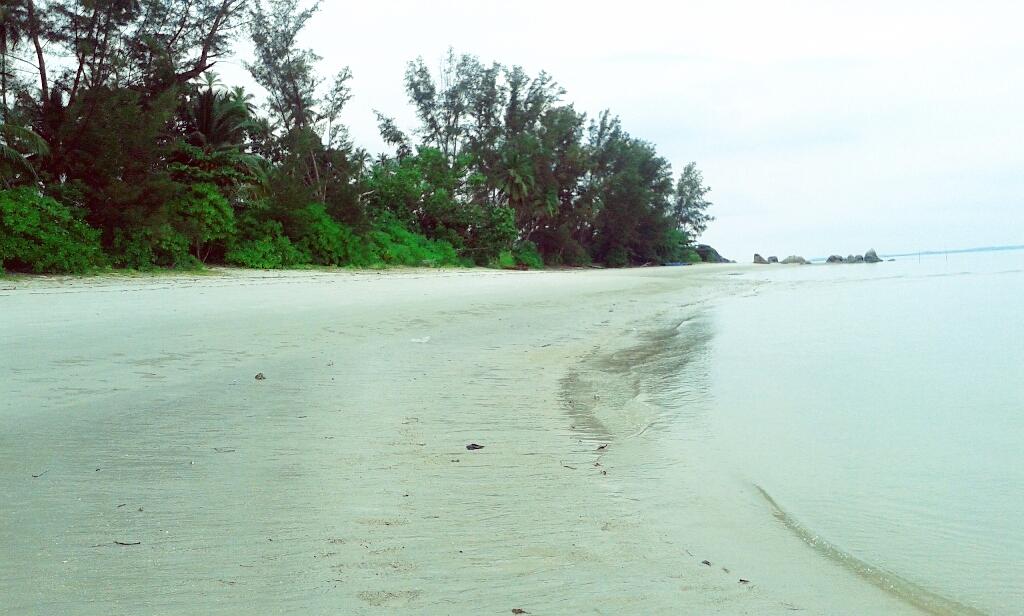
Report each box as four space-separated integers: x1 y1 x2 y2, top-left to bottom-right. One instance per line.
1 0 714 273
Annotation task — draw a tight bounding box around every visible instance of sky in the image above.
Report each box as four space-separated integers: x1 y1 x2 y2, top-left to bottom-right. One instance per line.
217 0 1024 260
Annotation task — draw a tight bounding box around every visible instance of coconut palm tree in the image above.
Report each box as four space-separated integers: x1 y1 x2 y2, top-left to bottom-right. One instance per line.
0 121 47 187
182 76 258 153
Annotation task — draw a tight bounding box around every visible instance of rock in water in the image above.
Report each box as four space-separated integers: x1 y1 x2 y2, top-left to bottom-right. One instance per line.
753 254 769 264
827 255 845 263
768 256 779 264
864 248 882 263
781 255 808 264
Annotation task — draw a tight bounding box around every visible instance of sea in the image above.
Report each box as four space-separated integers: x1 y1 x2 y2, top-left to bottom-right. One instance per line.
696 248 1023 614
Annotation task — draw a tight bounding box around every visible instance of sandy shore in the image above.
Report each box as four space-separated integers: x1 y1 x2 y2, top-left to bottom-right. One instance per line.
0 267 922 614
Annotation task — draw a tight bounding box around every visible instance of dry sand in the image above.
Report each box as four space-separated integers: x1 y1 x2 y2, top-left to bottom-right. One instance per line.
0 266 923 614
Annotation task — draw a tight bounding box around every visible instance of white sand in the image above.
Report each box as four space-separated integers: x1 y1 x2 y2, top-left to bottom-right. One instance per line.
0 267 922 614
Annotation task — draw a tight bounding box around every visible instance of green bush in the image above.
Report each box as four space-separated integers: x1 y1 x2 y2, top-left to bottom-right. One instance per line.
513 241 544 269
605 245 629 268
293 203 369 266
112 229 156 270
113 224 197 270
368 221 461 267
0 188 105 273
654 228 697 265
471 204 517 265
226 218 307 269
562 240 591 266
680 248 702 264
488 249 517 269
168 183 235 262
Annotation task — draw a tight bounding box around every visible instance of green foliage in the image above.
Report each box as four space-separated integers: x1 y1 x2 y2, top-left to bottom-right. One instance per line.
168 183 236 261
605 246 629 269
51 87 182 240
9 7 717 274
365 156 429 228
680 248 702 264
226 217 307 269
673 162 715 240
557 239 592 267
489 250 517 269
0 188 104 273
513 241 544 269
179 80 258 153
658 228 696 264
112 230 160 270
1 123 49 187
225 238 294 269
534 225 591 266
168 143 263 189
113 225 197 270
293 203 369 266
110 183 234 269
368 221 461 267
470 203 517 264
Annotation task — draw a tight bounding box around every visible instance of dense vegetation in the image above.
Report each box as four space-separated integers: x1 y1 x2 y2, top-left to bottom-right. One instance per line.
0 0 714 274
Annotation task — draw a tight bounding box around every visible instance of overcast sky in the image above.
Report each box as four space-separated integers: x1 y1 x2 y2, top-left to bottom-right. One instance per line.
218 0 1023 259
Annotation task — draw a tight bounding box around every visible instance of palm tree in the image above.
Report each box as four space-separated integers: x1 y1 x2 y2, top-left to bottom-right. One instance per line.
227 86 257 118
500 147 535 210
0 121 48 188
183 78 258 153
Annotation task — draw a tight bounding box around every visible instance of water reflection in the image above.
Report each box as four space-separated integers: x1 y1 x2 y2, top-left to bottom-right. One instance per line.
561 305 716 446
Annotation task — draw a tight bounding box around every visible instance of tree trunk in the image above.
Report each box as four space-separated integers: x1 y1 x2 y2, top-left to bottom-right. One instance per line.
24 0 48 105
1 30 9 122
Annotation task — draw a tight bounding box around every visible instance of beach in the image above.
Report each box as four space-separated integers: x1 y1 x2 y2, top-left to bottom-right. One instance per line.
0 266 923 615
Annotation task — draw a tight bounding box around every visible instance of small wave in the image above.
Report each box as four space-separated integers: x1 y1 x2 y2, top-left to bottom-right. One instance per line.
754 485 987 616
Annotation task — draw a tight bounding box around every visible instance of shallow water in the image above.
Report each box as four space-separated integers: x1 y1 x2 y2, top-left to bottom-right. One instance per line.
698 250 1024 614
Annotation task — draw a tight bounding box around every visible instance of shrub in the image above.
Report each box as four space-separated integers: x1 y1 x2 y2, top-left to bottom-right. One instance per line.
680 248 702 264
293 203 368 266
561 240 591 267
226 218 307 269
368 221 461 267
168 183 235 262
605 245 629 268
113 224 197 270
488 249 517 269
0 188 105 273
471 204 517 265
513 241 544 269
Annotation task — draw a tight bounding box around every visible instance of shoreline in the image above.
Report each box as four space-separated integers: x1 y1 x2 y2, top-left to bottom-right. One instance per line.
1 266 924 614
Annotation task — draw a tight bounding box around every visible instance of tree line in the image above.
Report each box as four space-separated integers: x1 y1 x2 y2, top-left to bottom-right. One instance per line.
0 0 714 273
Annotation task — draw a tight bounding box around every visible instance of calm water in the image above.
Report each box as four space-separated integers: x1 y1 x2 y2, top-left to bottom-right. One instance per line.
704 251 1024 614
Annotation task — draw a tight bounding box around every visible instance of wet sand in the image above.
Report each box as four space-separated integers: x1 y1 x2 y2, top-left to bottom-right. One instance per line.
1 267 922 614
